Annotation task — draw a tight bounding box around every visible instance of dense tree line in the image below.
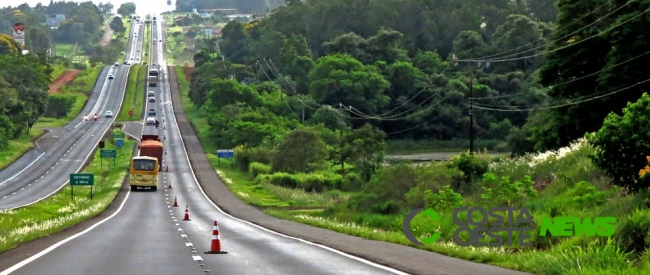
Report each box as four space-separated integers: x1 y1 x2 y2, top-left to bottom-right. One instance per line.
175 0 284 14
189 0 562 151
0 42 51 149
189 0 650 156
0 1 108 55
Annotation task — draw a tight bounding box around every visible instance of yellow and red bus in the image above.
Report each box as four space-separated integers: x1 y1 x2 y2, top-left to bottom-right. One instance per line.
130 156 159 191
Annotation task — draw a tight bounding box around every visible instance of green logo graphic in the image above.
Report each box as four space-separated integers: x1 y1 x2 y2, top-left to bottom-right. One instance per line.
402 208 441 245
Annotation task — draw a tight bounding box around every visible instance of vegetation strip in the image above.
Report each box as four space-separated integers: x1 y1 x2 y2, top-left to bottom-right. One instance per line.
0 130 135 254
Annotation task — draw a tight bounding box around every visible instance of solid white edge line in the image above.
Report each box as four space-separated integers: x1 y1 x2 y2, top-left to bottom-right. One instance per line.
160 51 409 274
0 189 132 275
0 66 113 187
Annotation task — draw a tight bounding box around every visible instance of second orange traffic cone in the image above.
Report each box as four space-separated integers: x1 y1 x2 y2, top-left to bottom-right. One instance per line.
173 196 178 207
183 205 191 221
204 221 227 254
166 165 169 172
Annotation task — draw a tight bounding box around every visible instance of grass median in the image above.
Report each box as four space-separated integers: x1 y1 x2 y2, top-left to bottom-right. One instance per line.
117 65 144 121
0 129 135 254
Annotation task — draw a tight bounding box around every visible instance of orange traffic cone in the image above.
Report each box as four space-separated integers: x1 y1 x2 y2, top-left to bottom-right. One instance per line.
173 196 178 207
204 221 227 254
168 181 172 189
183 205 191 221
165 150 167 155
166 165 169 172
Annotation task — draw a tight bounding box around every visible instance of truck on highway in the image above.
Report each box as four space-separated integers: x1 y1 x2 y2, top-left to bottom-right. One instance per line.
148 65 159 87
139 134 163 170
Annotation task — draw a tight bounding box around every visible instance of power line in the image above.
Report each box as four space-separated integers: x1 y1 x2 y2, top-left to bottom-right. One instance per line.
471 49 650 100
263 58 458 121
458 7 650 63
386 106 467 135
471 77 650 112
469 0 615 60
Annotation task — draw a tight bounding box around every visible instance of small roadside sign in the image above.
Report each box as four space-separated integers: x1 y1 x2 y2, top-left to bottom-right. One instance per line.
113 133 125 138
116 140 123 147
217 149 234 158
70 173 94 186
100 149 116 158
70 173 94 200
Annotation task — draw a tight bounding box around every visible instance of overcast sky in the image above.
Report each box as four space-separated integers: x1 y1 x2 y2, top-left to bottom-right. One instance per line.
14 0 175 15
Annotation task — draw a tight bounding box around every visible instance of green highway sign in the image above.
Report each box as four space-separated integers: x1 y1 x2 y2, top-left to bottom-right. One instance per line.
113 133 125 138
100 149 116 158
70 173 94 186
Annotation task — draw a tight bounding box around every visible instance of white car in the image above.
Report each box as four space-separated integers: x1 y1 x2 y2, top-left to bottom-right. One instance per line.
148 96 155 102
104 111 113 118
108 74 114 79
114 62 120 66
145 117 156 125
148 91 155 96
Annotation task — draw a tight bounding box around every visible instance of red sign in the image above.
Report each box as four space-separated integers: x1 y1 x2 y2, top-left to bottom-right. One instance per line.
128 110 134 117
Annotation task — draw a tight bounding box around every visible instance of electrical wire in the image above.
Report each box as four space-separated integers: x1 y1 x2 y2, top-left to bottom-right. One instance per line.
466 0 637 61
469 0 615 60
386 106 467 135
471 49 650 100
458 7 650 63
470 77 650 112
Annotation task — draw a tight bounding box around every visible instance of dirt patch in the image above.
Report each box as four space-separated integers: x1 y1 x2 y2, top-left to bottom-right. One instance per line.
183 66 193 81
48 70 82 94
99 18 114 47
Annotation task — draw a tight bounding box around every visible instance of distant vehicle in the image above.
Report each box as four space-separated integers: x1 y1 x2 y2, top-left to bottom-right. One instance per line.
145 117 156 125
108 74 114 79
114 62 120 66
153 41 156 44
104 111 113 118
148 96 155 102
159 39 162 42
148 91 155 97
137 49 140 52
148 109 156 116
148 66 159 87
130 155 159 191
140 134 163 171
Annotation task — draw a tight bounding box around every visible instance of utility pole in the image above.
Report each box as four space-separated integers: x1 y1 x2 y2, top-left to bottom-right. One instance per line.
453 55 489 155
338 103 349 175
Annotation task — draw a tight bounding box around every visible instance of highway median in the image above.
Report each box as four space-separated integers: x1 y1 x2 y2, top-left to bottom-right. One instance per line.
0 129 135 254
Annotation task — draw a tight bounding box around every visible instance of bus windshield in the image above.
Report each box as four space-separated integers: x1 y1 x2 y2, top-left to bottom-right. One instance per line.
132 159 156 171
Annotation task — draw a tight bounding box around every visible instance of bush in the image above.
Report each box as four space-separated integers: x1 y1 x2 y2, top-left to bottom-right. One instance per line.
480 172 537 206
405 161 463 208
447 151 490 191
248 162 271 178
615 208 650 254
424 184 463 210
589 92 650 193
234 145 274 172
569 181 606 207
259 171 345 192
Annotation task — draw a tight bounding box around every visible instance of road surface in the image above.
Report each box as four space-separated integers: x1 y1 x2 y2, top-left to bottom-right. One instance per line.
0 20 144 210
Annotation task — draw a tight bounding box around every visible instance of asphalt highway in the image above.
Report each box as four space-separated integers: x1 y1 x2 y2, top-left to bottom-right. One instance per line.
0 16 408 275
0 20 144 210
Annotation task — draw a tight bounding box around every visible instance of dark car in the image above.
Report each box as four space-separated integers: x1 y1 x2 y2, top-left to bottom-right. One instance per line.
148 109 156 116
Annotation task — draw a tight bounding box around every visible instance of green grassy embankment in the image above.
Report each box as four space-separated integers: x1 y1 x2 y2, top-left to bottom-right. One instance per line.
117 65 143 121
0 129 135 253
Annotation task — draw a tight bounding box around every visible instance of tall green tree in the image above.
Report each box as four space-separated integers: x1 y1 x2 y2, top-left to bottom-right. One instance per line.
531 0 613 151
